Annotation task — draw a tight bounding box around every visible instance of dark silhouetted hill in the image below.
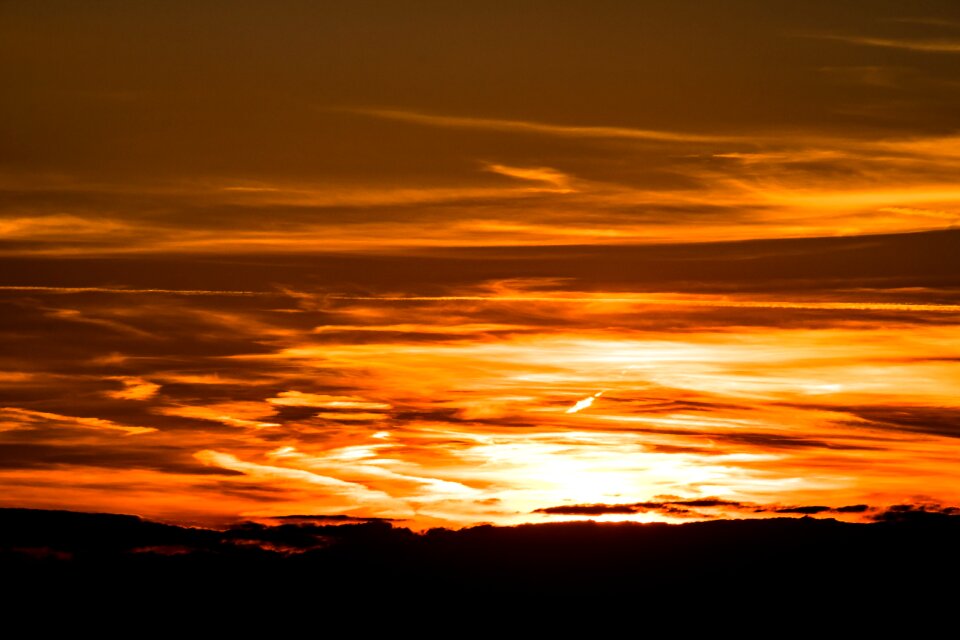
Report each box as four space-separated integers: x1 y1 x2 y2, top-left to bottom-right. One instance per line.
2 507 958 606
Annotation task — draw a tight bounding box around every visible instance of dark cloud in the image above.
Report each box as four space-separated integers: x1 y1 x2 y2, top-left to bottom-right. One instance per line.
872 503 960 521
535 499 886 518
835 504 871 513
533 499 736 517
600 422 882 452
703 432 879 451
774 505 832 514
269 514 405 523
664 499 744 508
838 405 960 438
535 504 638 516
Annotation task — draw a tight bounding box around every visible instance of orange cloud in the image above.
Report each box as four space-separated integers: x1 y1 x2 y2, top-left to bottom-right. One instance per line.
105 377 161 401
0 407 156 436
267 391 391 410
347 107 734 143
483 163 574 192
156 402 280 429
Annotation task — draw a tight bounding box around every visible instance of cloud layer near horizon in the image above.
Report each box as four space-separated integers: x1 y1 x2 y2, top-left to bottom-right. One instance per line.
1 233 959 527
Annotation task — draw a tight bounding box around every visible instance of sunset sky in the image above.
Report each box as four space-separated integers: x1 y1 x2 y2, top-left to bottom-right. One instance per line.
2 1 959 528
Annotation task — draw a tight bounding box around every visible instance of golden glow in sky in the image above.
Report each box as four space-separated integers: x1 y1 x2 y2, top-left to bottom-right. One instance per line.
1 1 959 528
1 286 958 527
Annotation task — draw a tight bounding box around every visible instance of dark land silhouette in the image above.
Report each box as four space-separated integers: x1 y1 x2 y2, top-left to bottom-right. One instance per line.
3 506 958 605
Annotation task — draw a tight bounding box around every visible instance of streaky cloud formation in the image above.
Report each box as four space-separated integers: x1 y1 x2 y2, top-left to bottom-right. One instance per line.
1 1 960 532
1 232 958 527
533 498 885 518
346 107 735 143
0 407 157 436
0 286 276 297
819 34 960 53
482 163 575 192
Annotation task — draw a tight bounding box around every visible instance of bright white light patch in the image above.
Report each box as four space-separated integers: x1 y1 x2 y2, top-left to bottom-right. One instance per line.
566 391 604 414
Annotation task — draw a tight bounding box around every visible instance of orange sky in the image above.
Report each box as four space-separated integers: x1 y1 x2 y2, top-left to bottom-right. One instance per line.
1 1 959 528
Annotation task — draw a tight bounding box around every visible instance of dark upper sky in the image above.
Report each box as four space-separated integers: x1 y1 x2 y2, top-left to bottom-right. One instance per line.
3 1 960 254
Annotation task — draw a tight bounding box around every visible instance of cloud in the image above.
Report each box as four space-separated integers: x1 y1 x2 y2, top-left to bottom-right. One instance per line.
823 404 960 438
347 107 734 143
536 504 637 515
872 503 960 521
7 133 960 254
38 306 154 338
834 504 870 513
327 293 960 314
0 443 236 475
819 35 960 53
0 372 36 383
534 499 881 519
267 391 391 410
0 407 156 436
774 505 831 514
193 450 397 504
0 215 133 240
312 412 389 421
156 403 281 429
267 514 403 523
483 164 573 192
105 377 160 401
0 286 276 297
2 231 960 527
885 17 960 29
879 207 957 221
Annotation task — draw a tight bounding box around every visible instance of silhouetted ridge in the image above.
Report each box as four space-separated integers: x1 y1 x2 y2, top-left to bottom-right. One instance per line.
3 507 959 602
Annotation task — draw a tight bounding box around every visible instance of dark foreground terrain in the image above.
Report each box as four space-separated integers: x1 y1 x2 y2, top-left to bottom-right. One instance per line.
2 506 959 608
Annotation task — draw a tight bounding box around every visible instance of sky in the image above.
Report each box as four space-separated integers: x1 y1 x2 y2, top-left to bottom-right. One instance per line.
1 1 959 528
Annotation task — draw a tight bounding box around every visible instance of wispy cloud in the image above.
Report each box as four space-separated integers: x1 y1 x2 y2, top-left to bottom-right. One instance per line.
7 121 960 254
156 402 281 429
879 206 958 221
815 34 960 53
2 244 960 527
268 391 391 410
325 293 960 313
483 163 574 192
0 407 156 436
0 286 278 297
347 107 734 143
194 450 400 504
884 17 960 29
105 377 161 401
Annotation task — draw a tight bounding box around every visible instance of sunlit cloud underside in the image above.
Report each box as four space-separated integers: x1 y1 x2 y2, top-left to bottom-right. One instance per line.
2 280 958 528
